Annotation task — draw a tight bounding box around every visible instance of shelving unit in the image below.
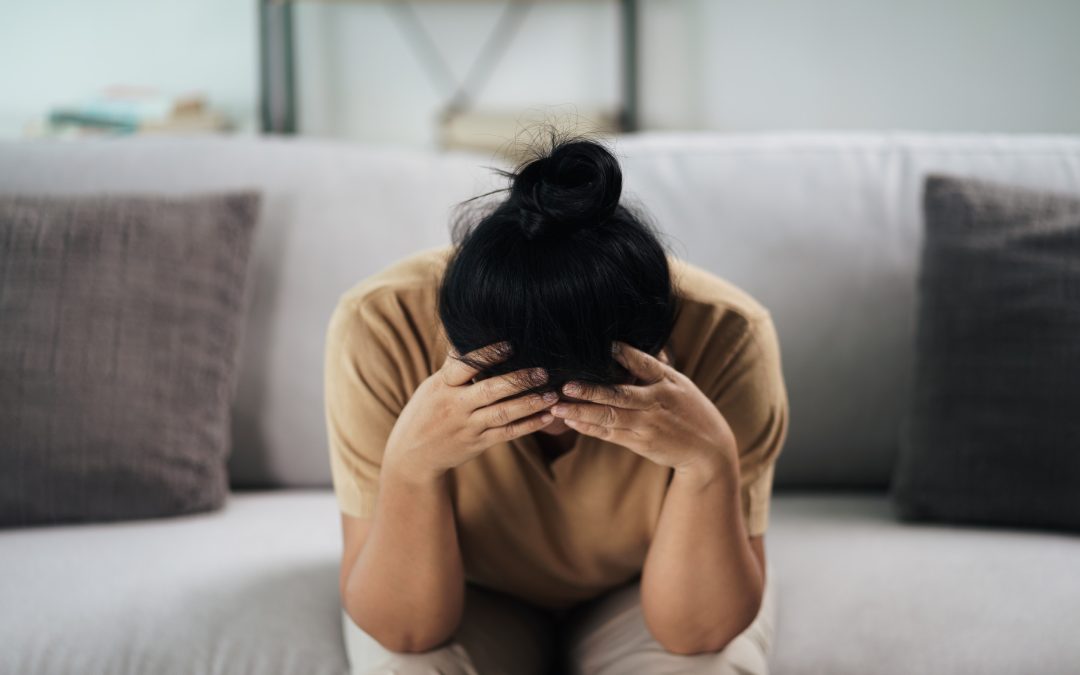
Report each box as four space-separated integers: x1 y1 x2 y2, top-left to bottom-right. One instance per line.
258 0 639 139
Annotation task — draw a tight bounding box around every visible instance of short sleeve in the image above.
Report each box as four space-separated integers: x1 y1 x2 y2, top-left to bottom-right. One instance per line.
323 295 412 519
704 313 790 537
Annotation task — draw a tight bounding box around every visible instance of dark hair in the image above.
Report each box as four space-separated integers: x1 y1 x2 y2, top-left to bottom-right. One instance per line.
436 125 682 401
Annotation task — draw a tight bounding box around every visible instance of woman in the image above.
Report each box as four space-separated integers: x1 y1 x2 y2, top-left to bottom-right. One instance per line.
324 128 787 674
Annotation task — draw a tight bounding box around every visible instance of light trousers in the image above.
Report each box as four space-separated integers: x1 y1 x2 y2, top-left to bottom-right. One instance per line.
342 560 777 675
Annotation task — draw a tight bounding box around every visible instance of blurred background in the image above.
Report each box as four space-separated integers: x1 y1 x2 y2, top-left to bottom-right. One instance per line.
4 0 1079 158
3 4 1080 675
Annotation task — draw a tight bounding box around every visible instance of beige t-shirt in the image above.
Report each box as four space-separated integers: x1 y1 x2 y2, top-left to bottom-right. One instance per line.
324 244 789 610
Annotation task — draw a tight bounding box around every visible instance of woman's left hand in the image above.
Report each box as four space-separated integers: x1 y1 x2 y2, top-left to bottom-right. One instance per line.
550 341 738 479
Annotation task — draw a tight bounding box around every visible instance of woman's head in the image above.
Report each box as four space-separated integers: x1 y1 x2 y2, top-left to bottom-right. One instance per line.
436 126 682 408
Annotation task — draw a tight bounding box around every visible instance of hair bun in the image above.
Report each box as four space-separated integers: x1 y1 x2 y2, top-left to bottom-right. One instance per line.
510 140 623 239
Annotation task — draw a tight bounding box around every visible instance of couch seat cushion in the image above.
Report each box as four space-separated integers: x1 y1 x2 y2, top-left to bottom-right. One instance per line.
770 494 1080 675
0 490 347 675
2 491 1077 675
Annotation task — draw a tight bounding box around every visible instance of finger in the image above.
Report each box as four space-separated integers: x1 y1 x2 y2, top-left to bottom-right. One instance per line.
480 407 557 444
476 389 558 431
551 399 639 429
561 417 634 446
469 366 550 408
612 341 668 385
559 379 651 410
441 340 513 387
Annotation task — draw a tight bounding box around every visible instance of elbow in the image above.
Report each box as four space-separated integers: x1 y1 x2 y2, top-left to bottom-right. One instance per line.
647 595 763 656
653 620 746 656
389 621 461 654
373 629 455 654
656 630 739 657
344 603 460 654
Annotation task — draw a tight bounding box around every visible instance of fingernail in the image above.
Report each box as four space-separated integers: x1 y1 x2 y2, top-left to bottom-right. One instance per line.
532 367 547 382
611 341 621 355
563 383 579 396
542 391 558 403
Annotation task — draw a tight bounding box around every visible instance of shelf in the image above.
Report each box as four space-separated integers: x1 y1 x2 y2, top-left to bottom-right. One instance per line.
257 0 639 142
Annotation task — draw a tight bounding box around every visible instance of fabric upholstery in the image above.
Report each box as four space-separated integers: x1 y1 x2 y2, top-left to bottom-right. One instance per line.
892 174 1080 532
0 191 261 527
2 134 1080 489
1 134 1078 675
767 493 1080 675
0 491 1077 675
0 491 347 675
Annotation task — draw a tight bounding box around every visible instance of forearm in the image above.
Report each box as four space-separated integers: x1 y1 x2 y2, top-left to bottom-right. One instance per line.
344 460 465 652
640 453 764 655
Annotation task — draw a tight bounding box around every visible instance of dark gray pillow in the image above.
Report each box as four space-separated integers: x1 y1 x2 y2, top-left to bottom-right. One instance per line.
0 191 261 527
891 173 1080 532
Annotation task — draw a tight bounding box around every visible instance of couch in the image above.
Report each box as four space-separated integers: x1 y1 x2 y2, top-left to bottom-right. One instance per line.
2 131 1078 675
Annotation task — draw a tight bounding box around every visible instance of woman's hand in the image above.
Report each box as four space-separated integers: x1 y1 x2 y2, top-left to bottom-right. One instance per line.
382 340 558 482
549 341 738 480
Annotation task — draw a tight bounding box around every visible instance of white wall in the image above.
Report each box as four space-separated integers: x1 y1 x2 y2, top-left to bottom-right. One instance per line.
0 0 258 138
699 0 1080 133
2 0 1078 144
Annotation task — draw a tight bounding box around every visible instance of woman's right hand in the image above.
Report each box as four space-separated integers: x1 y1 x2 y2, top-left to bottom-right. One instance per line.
382 340 558 482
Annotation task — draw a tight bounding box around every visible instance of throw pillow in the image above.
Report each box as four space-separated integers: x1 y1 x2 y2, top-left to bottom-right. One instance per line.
891 173 1080 532
0 190 261 527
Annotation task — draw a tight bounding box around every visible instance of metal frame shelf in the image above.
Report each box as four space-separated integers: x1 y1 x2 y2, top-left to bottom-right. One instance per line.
258 0 639 136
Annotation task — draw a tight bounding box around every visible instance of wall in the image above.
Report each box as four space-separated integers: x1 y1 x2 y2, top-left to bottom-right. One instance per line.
0 0 257 138
2 0 1078 144
698 0 1080 133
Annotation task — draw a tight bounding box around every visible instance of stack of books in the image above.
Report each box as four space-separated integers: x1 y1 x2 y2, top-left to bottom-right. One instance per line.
25 85 232 138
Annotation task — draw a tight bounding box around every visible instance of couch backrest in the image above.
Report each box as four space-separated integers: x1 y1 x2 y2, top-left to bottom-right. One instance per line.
3 132 1079 491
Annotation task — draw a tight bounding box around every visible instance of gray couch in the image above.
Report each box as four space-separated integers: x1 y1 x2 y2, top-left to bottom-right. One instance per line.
2 131 1078 675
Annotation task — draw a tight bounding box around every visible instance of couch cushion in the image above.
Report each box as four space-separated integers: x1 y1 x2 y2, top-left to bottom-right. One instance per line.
0 191 261 527
0 490 348 675
1 491 1076 675
892 173 1080 532
769 493 1080 675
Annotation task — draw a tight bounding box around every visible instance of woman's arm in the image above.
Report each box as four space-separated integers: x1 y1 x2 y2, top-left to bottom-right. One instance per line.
549 331 785 655
639 457 764 655
340 457 464 653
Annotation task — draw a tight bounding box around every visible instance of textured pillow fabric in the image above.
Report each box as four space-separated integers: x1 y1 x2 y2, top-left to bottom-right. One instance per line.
891 173 1080 532
0 191 261 528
